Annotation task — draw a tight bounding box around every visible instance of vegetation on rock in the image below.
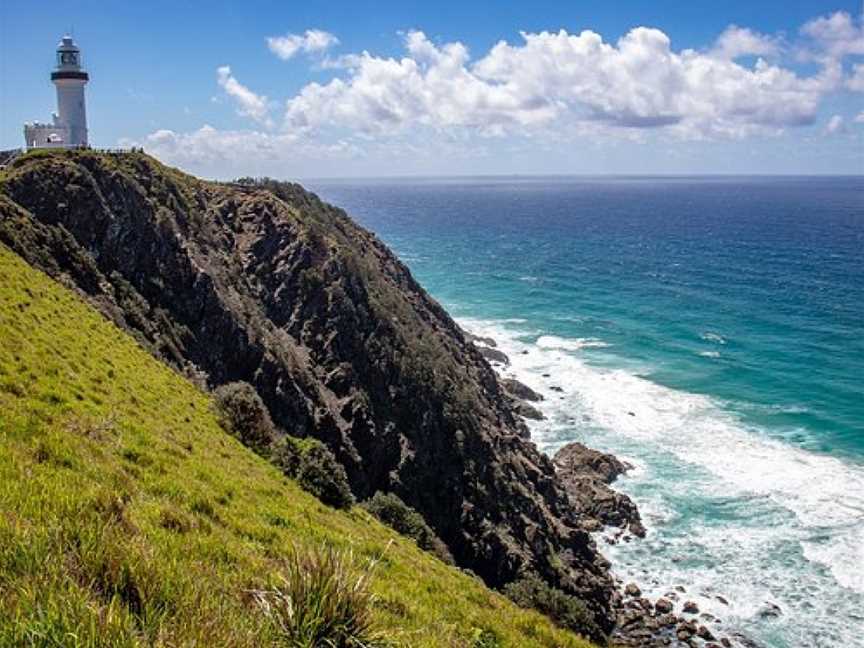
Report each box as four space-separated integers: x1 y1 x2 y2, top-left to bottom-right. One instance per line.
0 244 596 647
214 381 278 456
216 381 355 510
504 574 605 644
363 492 454 564
0 148 617 635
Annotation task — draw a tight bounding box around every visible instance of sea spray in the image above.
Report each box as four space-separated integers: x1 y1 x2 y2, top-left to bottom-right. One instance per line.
460 316 864 648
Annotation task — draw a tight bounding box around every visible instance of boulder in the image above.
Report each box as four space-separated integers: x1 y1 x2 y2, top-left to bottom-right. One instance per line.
554 442 645 538
554 442 633 484
655 598 674 614
478 346 510 365
683 601 699 614
501 378 544 402
625 582 642 597
464 332 498 348
512 401 546 421
697 625 716 640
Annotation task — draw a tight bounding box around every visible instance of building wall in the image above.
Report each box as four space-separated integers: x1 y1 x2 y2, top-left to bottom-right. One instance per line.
23 123 70 149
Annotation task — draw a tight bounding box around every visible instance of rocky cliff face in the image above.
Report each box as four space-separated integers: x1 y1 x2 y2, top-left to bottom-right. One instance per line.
0 151 616 634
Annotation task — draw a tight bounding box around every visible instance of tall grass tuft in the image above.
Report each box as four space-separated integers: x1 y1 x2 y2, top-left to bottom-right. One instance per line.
251 543 392 648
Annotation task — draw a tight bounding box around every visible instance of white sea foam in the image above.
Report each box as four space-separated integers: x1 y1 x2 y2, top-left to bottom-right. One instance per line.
535 335 609 351
698 350 721 358
700 331 727 344
460 316 864 646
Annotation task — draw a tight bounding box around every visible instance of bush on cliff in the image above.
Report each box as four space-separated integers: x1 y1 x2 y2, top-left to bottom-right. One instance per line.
213 381 276 457
363 492 454 564
272 436 355 510
504 574 605 644
216 383 354 510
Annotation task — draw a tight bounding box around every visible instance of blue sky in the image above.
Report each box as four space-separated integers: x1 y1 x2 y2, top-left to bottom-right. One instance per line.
1 1 862 177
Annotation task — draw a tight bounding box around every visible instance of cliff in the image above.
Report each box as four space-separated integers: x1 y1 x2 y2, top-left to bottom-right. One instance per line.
0 244 596 647
0 150 616 634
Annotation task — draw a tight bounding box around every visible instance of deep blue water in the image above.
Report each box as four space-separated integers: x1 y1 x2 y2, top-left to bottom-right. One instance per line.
307 176 864 647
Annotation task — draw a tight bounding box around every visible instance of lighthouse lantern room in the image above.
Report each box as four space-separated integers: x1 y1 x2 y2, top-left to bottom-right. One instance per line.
23 36 90 149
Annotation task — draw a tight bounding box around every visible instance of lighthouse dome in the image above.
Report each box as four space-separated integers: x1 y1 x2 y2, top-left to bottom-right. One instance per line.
56 36 82 70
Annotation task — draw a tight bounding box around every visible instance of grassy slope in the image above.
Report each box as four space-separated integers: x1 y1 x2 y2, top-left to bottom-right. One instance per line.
0 244 595 648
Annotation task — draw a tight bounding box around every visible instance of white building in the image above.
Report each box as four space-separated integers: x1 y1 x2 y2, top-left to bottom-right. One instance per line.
24 36 89 149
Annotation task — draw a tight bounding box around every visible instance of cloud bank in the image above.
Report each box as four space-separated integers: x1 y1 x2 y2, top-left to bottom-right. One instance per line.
134 11 864 175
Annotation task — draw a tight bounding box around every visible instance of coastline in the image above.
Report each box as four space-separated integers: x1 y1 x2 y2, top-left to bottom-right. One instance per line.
459 315 864 648
463 324 742 647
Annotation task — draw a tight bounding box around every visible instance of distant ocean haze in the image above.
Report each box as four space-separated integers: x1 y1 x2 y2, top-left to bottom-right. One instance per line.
309 175 864 648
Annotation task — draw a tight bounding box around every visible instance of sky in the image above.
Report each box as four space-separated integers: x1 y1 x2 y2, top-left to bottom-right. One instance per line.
1 1 862 178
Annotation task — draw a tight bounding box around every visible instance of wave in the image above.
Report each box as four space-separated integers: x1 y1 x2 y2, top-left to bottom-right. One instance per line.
700 331 727 345
460 316 864 646
535 335 609 351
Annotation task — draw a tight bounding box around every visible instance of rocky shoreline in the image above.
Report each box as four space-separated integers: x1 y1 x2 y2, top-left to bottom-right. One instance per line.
466 331 755 648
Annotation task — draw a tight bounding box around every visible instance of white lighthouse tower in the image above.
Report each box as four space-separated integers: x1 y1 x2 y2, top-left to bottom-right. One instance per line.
23 36 90 149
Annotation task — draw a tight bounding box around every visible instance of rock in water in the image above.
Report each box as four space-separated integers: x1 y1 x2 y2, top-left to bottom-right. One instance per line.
478 345 510 365
512 400 546 421
501 378 544 402
555 442 633 484
463 331 498 348
655 598 674 614
553 442 645 537
0 151 616 638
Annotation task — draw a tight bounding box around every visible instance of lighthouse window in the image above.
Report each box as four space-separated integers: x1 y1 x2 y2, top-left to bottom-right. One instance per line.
59 52 78 65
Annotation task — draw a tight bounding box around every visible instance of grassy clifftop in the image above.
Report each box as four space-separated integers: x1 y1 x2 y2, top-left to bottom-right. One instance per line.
0 243 594 647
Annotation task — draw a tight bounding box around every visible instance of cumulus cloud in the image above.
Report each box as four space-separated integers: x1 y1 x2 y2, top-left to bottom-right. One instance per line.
825 114 845 134
711 25 780 60
133 11 863 176
800 11 864 60
267 29 339 60
855 111 864 124
283 27 832 140
217 66 271 126
847 63 864 91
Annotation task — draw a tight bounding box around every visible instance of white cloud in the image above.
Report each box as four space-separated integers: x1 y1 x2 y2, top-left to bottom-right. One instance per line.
267 29 339 60
711 25 780 60
855 111 864 124
131 13 864 176
800 11 864 60
847 63 864 92
283 28 831 140
216 66 271 126
123 125 362 176
825 114 845 134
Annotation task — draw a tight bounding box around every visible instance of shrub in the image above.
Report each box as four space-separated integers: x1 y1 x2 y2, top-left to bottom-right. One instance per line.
270 435 303 477
362 492 453 564
250 544 391 648
213 382 276 457
296 444 355 511
503 573 605 644
272 436 355 511
470 628 502 648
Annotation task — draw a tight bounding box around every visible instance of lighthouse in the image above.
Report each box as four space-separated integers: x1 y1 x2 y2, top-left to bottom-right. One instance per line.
23 36 90 149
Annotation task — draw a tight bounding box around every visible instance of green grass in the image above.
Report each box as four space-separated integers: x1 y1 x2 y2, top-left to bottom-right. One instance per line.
0 244 596 648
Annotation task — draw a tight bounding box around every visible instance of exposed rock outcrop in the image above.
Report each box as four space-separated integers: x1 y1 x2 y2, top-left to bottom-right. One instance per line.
501 378 544 402
554 442 645 537
0 150 617 636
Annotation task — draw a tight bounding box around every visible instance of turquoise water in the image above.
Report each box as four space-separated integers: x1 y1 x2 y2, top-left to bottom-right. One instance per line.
308 176 864 647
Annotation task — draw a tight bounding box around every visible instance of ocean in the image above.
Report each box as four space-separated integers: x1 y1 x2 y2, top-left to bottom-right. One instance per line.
306 176 864 648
